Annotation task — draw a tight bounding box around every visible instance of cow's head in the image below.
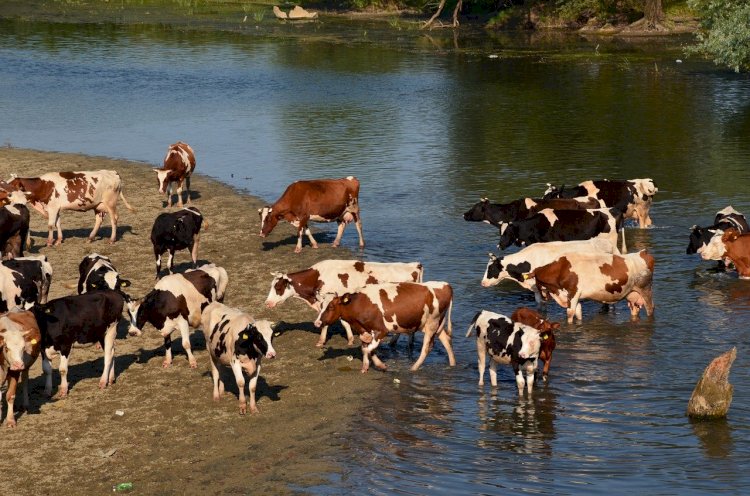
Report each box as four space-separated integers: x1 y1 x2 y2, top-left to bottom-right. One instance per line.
313 293 347 328
631 178 658 201
482 253 531 287
517 326 542 361
463 198 490 222
153 168 174 195
126 298 144 337
258 206 278 237
236 320 276 360
265 272 294 308
0 316 35 371
498 223 521 250
543 183 563 200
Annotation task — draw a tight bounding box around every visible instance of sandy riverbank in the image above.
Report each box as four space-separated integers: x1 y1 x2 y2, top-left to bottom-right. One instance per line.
0 147 377 495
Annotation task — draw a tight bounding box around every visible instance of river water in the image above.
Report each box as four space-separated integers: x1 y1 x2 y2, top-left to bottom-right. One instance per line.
1 19 750 494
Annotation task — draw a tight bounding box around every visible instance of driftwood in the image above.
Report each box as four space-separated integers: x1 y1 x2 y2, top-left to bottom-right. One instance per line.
687 347 736 419
273 5 318 20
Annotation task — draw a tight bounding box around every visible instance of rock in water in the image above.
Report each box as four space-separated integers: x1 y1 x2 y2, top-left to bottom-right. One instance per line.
687 347 736 419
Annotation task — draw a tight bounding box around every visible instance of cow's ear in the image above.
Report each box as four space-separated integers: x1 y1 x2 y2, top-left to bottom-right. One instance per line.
152 168 160 173
120 279 131 288
550 322 561 330
690 225 698 231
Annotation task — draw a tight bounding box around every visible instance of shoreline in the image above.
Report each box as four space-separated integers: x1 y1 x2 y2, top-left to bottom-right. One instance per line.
0 147 377 494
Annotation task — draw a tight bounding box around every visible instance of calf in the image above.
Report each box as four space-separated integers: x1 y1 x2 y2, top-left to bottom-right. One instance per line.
463 196 602 227
154 141 196 208
77 253 130 294
201 302 276 415
0 310 42 427
259 176 364 253
8 170 135 246
701 229 750 278
543 178 657 228
687 207 749 269
0 190 30 259
33 290 125 398
498 208 626 253
1 256 53 309
530 250 655 323
314 281 455 373
151 206 204 278
265 259 423 346
127 264 228 367
481 239 616 303
510 307 559 382
466 310 540 394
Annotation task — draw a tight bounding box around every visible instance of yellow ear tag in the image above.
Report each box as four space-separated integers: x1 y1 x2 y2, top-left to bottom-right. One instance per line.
343 296 350 304
30 338 38 345
522 273 531 280
241 333 249 340
542 335 548 340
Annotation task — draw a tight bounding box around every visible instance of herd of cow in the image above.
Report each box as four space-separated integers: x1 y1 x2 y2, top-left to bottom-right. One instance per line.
1 141 749 427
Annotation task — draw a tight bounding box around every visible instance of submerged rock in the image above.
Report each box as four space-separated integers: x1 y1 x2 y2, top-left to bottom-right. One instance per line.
687 347 736 419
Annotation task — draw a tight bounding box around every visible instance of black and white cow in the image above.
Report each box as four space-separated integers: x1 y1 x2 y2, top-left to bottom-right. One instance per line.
265 259 423 347
127 264 228 368
498 208 625 253
77 253 131 294
463 196 603 227
0 256 53 312
543 178 657 228
151 206 204 278
687 207 750 269
466 310 541 394
481 239 616 303
33 290 126 398
0 190 31 260
201 302 276 415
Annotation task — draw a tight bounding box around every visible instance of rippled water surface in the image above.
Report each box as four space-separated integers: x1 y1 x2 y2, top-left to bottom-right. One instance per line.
2 20 750 493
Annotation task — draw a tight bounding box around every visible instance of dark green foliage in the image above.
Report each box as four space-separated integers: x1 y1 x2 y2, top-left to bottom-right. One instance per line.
688 0 750 72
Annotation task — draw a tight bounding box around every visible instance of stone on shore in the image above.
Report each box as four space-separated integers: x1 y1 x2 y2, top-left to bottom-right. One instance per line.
687 347 736 419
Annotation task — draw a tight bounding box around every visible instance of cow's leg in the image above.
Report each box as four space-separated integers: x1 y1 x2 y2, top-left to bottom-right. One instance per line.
488 359 498 387
42 351 53 396
176 180 185 208
316 325 329 347
575 301 583 322
191 233 200 268
185 176 192 205
154 250 162 279
99 322 117 388
542 356 552 382
247 365 261 414
107 204 118 244
162 333 174 368
230 361 248 415
410 328 436 371
88 206 105 242
57 353 69 398
167 249 175 274
304 228 318 250
178 319 197 368
354 214 365 249
209 355 223 401
340 320 355 346
166 182 173 208
513 364 525 395
21 369 30 411
360 343 371 373
525 361 536 394
332 220 346 248
476 339 487 386
4 374 18 427
294 226 305 253
437 330 456 367
46 207 60 246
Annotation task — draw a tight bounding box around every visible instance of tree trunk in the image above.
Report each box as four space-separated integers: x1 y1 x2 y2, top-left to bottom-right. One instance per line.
422 0 447 29
452 0 462 27
644 0 664 29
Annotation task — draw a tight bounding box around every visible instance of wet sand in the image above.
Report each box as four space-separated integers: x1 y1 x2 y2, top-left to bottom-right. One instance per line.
0 147 377 495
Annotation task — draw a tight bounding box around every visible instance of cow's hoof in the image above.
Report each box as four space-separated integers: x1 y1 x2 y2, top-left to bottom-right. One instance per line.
189 361 198 369
478 381 484 386
315 341 325 348
331 242 340 248
294 248 302 254
249 406 259 414
87 238 94 244
213 394 220 401
543 375 549 383
347 339 355 346
239 405 247 415
311 244 319 250
162 360 171 368
94 343 102 350
56 391 68 399
108 239 116 245
99 380 107 390
5 419 16 428
54 240 63 246
360 368 369 374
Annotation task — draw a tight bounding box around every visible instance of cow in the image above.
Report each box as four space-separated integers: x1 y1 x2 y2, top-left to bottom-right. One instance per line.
543 178 658 228
151 206 204 278
529 250 655 323
465 310 540 394
33 290 126 398
258 177 364 253
687 207 750 270
127 264 228 368
8 170 135 246
265 259 423 347
201 302 276 415
0 310 42 427
154 141 196 208
481 239 616 303
510 307 559 382
0 190 30 259
463 196 603 227
700 229 750 278
1 256 53 310
498 208 626 254
313 281 455 373
77 253 130 294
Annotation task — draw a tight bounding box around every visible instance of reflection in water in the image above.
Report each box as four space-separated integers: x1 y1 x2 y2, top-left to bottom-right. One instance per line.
690 417 734 459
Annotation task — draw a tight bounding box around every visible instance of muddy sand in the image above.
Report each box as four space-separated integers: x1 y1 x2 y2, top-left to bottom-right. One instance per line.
0 148 380 495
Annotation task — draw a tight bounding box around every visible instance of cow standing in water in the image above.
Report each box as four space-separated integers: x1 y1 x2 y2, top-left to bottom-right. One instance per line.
154 141 196 208
259 177 364 253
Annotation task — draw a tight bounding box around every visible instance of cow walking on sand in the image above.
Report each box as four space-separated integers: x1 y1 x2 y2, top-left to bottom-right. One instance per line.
154 142 196 208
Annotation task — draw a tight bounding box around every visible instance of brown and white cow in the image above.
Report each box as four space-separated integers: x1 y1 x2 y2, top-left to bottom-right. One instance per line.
511 307 559 382
0 310 41 427
127 264 228 368
466 310 541 394
529 250 655 323
314 281 455 373
8 170 135 246
265 259 423 346
154 141 196 208
201 302 276 415
701 229 750 278
258 177 364 253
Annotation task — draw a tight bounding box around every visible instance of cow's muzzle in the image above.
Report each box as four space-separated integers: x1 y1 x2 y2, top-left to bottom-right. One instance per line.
265 300 276 309
10 361 24 371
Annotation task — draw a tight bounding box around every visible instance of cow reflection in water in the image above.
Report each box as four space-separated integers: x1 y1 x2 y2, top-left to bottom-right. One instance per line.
476 389 557 457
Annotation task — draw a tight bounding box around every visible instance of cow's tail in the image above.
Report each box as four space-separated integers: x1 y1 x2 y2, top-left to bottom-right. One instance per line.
119 190 136 213
444 298 453 337
466 310 482 338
